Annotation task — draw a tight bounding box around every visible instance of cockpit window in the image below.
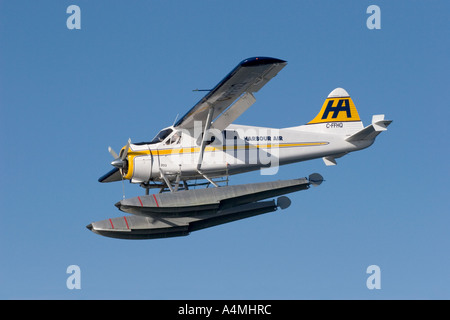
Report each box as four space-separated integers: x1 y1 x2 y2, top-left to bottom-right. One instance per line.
150 128 173 144
134 128 174 146
133 128 181 146
166 131 181 145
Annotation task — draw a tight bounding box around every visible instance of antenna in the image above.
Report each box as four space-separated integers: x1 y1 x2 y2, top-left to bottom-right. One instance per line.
192 88 212 92
172 113 179 126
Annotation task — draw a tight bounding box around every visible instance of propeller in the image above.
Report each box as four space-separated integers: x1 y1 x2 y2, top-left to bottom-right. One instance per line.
108 138 131 171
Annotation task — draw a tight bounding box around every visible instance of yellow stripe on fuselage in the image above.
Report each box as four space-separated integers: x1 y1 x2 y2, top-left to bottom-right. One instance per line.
129 142 327 156
123 142 328 180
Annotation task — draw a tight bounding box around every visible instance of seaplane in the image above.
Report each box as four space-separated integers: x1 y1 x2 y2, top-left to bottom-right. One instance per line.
87 57 392 239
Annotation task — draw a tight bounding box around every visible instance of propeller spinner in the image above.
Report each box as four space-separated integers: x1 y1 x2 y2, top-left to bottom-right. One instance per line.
108 138 131 172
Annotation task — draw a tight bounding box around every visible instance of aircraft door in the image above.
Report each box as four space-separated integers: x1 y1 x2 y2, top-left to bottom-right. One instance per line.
157 130 182 175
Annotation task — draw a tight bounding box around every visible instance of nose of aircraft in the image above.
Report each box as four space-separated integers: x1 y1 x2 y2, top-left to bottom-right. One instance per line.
111 158 125 168
108 138 131 169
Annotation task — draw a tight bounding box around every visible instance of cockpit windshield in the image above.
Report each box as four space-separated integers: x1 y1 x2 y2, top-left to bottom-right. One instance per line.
133 128 175 146
149 128 173 144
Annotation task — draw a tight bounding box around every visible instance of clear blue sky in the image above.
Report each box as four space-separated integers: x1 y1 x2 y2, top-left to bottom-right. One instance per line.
1 0 449 299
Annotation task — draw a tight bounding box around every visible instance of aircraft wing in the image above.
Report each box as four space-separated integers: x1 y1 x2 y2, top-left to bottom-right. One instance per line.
174 57 287 131
98 167 122 183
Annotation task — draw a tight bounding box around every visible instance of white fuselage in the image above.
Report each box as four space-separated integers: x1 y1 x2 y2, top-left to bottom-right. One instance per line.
124 122 373 184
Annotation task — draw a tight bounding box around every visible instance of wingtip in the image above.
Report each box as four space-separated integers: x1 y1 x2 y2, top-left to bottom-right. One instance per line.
98 167 121 183
240 57 287 67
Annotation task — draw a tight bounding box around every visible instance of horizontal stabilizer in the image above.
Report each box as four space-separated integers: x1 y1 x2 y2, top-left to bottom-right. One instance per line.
346 114 392 142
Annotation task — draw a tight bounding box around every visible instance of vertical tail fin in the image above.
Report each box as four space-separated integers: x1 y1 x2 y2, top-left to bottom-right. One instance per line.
306 88 364 135
308 88 361 124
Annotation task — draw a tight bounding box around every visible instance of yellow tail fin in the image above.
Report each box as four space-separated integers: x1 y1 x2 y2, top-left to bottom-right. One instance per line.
308 88 361 124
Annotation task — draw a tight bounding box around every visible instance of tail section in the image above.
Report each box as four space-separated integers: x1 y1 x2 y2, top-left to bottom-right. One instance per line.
306 88 364 135
308 88 361 124
346 114 392 142
299 88 392 166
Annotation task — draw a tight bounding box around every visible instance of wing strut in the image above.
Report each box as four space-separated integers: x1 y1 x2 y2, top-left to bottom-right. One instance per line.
159 169 174 192
201 173 219 188
195 107 221 187
196 106 214 171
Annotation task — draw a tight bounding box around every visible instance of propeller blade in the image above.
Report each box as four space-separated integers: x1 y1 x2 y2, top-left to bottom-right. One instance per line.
107 139 131 171
108 146 119 159
121 138 131 161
